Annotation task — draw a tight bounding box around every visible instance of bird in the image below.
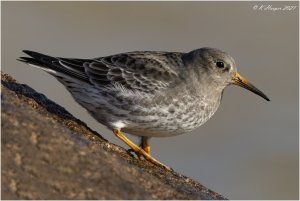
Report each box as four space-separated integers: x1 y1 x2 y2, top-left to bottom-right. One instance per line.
19 47 270 170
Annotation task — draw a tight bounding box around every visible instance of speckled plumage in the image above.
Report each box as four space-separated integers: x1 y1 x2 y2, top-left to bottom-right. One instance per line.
19 48 268 139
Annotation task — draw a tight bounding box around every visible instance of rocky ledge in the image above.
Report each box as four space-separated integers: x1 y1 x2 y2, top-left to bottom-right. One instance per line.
1 72 226 200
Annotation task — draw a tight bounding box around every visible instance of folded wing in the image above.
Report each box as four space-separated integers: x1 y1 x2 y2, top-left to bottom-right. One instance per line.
20 51 180 93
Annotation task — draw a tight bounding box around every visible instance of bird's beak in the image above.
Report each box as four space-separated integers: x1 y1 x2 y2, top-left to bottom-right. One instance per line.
232 72 270 101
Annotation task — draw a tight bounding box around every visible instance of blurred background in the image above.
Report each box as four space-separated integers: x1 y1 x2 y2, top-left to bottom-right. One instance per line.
2 1 298 199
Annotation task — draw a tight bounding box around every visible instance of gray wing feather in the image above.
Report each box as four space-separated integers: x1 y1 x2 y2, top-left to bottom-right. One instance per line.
20 50 182 93
86 52 180 92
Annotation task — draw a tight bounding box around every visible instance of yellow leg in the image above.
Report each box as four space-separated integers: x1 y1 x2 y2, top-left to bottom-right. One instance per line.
141 136 151 155
113 129 170 170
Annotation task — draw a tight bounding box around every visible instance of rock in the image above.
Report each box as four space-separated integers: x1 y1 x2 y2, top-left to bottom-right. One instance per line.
1 72 226 200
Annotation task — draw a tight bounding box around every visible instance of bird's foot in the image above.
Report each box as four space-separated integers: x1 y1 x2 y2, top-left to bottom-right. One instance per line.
114 129 171 171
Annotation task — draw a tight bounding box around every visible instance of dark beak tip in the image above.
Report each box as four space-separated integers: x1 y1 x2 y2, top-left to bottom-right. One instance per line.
258 91 270 102
256 92 270 102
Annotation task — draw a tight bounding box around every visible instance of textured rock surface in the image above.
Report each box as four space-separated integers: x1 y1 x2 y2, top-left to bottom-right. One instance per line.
1 72 226 200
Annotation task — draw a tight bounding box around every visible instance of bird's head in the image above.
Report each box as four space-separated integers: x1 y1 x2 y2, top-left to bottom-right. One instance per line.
184 47 270 101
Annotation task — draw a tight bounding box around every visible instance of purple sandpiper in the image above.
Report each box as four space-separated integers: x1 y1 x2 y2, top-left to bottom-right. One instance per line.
19 47 270 170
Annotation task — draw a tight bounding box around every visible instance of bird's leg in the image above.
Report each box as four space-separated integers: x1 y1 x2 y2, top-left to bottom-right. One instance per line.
113 129 170 170
140 136 151 155
125 137 150 157
136 136 151 159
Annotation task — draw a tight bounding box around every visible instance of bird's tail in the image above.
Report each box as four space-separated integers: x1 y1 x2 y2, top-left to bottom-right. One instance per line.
19 50 90 82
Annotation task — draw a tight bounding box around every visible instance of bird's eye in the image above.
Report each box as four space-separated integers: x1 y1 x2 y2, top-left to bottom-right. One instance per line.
216 61 225 68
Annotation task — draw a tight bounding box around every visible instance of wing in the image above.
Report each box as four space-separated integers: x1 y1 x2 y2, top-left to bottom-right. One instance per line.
85 52 180 93
20 51 182 93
